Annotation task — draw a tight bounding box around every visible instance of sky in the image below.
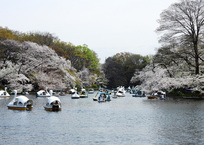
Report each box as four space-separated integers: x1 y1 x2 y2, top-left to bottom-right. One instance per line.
1 0 179 63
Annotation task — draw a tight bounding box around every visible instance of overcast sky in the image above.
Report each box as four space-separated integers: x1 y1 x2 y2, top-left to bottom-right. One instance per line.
1 0 178 63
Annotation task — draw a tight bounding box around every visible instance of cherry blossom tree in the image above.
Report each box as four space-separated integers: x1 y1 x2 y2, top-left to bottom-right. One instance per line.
0 40 81 92
131 63 204 94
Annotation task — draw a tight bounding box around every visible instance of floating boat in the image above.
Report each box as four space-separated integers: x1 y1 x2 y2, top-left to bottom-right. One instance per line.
116 87 126 97
44 90 61 111
88 88 94 94
71 92 80 99
147 91 166 100
69 88 77 94
7 90 33 110
36 87 50 97
58 90 66 96
0 87 10 98
98 92 106 103
132 90 146 97
22 92 29 95
79 89 88 98
93 92 111 102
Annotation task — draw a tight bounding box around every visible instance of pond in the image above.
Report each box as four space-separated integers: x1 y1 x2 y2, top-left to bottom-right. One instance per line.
1 92 204 145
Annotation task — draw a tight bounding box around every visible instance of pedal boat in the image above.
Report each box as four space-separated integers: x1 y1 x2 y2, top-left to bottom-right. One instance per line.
7 90 33 110
44 90 61 111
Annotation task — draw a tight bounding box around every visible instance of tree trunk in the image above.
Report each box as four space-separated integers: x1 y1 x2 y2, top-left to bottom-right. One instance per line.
195 55 199 74
194 43 199 74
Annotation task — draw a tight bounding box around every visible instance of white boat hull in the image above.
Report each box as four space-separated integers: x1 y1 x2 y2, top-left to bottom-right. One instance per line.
116 93 125 97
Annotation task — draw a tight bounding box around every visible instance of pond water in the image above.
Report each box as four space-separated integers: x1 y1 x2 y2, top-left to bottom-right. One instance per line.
1 92 204 145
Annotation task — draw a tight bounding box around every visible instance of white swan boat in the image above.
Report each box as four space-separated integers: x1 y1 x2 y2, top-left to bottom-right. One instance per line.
69 88 77 94
7 90 33 110
36 87 50 97
0 87 10 98
71 92 80 99
44 90 61 111
116 87 126 97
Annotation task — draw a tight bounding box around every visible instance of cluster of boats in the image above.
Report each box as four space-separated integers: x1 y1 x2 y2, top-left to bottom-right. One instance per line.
3 87 93 111
129 86 166 100
4 88 62 111
70 88 88 99
1 86 167 111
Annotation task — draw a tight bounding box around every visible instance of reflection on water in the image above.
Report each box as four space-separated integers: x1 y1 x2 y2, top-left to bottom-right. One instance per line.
1 93 204 145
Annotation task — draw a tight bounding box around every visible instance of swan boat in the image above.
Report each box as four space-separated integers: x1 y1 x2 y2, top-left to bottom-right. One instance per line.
69 88 77 94
7 90 33 110
0 87 10 98
79 89 88 98
71 92 80 99
116 87 126 97
36 88 50 97
147 91 166 100
44 90 61 111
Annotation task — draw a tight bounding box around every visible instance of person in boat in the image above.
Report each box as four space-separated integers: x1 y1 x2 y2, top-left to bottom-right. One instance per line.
99 93 106 101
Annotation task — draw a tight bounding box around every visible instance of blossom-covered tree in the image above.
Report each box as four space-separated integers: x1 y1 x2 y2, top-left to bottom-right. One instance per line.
156 0 204 74
131 63 204 94
77 67 98 88
0 40 81 92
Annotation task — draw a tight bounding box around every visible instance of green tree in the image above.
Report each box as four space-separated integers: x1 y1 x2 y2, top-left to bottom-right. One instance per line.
21 32 58 46
0 27 18 40
103 52 149 88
